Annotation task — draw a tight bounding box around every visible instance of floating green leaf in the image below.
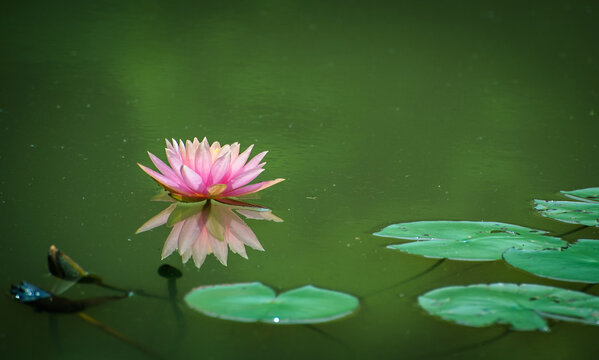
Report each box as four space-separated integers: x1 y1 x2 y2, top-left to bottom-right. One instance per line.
561 187 599 203
374 221 566 261
184 282 359 324
503 239 599 283
418 283 599 331
534 200 599 227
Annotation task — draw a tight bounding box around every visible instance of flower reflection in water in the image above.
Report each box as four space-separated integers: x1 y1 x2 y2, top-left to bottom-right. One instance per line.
137 199 282 269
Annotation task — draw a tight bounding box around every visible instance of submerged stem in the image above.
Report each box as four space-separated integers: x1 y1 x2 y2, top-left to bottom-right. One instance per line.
76 312 165 359
556 225 588 238
363 258 446 299
94 282 168 300
409 329 511 359
303 324 355 357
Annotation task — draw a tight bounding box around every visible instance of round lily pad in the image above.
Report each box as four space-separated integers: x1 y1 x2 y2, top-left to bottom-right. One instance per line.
418 283 599 331
534 200 599 227
503 239 599 283
374 221 566 261
561 187 599 203
184 282 359 324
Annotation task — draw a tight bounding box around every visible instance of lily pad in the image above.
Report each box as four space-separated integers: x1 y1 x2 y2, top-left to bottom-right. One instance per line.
374 221 566 261
184 282 359 324
503 239 599 283
418 283 599 331
534 200 599 227
561 187 599 203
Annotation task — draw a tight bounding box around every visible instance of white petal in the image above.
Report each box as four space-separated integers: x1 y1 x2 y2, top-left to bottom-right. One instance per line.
226 229 248 259
192 229 210 268
162 222 183 259
229 214 263 251
180 165 205 193
243 151 267 172
181 248 193 264
230 144 253 177
209 150 231 185
136 203 176 233
178 216 201 255
185 140 197 168
195 138 212 181
230 168 264 189
209 233 228 266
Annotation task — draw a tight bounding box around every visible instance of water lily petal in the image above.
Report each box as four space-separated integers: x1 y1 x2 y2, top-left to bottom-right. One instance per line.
209 150 231 185
169 138 179 153
181 248 193 264
195 138 212 181
226 229 248 259
209 233 228 266
162 222 183 259
219 144 230 156
229 215 264 251
180 165 206 194
165 148 184 178
148 152 178 179
207 184 227 197
178 140 188 165
243 151 267 172
210 141 221 161
236 209 284 222
185 139 197 168
192 229 210 268
230 144 254 178
165 139 174 151
178 216 202 255
229 168 265 189
138 163 193 196
223 178 285 197
229 142 240 162
136 203 177 233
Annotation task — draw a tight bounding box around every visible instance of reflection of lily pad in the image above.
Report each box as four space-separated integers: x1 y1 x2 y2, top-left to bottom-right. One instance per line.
418 283 599 331
503 239 599 283
374 221 565 261
534 200 599 227
561 187 599 203
184 282 359 324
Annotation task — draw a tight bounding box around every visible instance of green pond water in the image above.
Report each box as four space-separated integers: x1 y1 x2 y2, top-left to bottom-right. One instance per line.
2 1 598 359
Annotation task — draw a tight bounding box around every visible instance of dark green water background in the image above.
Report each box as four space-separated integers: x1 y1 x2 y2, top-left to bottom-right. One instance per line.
1 1 598 359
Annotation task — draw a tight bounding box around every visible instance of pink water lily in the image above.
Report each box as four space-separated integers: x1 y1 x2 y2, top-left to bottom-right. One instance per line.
136 200 282 268
138 138 284 202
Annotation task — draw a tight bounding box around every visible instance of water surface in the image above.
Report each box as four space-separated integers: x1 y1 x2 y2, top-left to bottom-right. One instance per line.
1 1 598 359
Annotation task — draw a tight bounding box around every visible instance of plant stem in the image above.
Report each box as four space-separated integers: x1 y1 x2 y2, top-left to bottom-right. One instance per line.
76 312 165 359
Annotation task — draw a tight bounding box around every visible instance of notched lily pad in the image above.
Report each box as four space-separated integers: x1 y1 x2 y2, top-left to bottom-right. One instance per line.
534 200 599 227
374 221 565 261
184 282 359 324
503 239 599 283
561 187 599 203
418 283 599 331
